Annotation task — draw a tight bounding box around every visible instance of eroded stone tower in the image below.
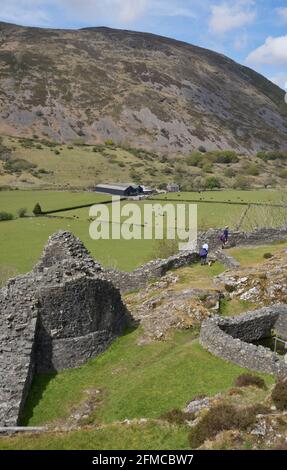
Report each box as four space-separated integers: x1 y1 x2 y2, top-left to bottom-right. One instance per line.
0 231 129 427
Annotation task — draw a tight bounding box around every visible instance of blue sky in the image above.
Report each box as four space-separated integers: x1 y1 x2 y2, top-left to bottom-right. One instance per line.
0 0 286 89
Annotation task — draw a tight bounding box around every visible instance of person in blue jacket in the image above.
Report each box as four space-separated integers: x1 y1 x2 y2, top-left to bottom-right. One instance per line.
220 226 229 249
199 243 209 265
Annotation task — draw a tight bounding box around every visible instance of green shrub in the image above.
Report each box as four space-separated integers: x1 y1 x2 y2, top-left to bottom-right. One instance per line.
257 151 287 162
263 253 273 259
160 409 195 425
38 168 51 175
198 145 207 153
33 203 42 216
72 139 86 146
129 169 142 182
279 169 287 179
19 139 35 149
245 163 260 176
205 177 221 190
188 403 268 448
224 167 236 178
92 144 106 152
186 152 202 167
271 380 287 410
41 140 57 148
0 211 14 221
105 139 115 146
233 175 251 190
4 158 37 173
234 374 266 389
207 150 239 164
17 208 27 218
202 163 213 173
54 150 60 155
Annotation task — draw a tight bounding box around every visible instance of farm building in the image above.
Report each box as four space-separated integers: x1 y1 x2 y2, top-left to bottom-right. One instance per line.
95 183 144 197
167 182 180 192
141 186 154 195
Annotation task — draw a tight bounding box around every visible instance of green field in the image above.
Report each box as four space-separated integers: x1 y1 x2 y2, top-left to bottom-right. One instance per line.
0 190 111 215
0 329 272 450
155 189 285 204
1 189 287 280
0 188 282 450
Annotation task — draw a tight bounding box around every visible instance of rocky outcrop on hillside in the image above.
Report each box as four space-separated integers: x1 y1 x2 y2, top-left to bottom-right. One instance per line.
0 22 286 153
216 249 287 307
126 272 222 343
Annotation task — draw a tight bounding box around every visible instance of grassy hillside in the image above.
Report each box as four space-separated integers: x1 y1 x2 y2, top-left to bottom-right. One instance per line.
1 136 287 190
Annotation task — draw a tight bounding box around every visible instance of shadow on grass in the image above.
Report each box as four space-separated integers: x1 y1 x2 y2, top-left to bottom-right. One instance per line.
21 372 57 426
20 326 138 426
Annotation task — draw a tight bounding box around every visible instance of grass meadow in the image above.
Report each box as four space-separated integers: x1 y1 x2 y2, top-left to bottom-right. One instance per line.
0 188 283 450
0 330 273 450
1 189 287 280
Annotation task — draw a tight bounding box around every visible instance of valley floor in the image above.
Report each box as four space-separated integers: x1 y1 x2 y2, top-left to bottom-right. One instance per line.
1 189 287 450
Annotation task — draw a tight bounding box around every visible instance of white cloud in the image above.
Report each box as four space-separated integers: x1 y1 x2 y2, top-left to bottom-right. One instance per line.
0 1 51 27
269 73 287 91
246 35 287 65
0 0 149 27
0 0 198 27
58 0 197 24
209 1 256 35
234 33 249 51
58 0 148 24
151 1 196 19
277 7 287 23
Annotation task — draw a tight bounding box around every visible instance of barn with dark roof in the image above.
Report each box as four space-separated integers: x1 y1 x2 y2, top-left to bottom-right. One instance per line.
95 183 144 197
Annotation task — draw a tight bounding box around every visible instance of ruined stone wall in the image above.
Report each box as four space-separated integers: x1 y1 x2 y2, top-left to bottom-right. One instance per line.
35 276 128 372
0 275 39 427
101 225 287 294
198 226 287 251
103 251 199 293
275 314 287 341
200 305 287 377
0 231 129 426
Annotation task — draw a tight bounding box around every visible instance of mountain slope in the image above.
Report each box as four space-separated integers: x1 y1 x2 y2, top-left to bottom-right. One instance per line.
0 22 286 154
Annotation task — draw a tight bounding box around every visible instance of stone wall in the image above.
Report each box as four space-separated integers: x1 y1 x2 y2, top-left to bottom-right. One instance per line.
103 225 287 294
275 314 287 341
2 224 287 426
198 226 287 251
35 277 128 372
0 275 39 427
103 251 199 293
0 231 129 426
200 305 287 377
